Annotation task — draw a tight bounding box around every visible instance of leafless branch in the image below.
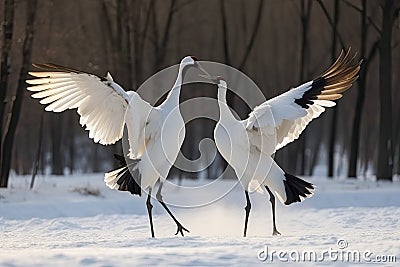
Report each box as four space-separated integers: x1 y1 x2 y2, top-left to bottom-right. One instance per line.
238 0 264 70
155 0 177 67
361 39 379 77
342 0 381 34
220 0 231 64
316 0 346 50
392 7 399 27
342 0 362 12
161 0 177 49
367 18 381 34
31 111 45 189
172 0 196 14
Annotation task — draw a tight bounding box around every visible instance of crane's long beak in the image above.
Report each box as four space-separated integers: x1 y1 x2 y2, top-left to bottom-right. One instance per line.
197 62 211 78
196 63 221 84
199 74 219 84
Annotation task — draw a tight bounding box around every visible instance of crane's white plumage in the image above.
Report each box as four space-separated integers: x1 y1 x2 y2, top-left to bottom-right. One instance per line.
211 49 361 236
27 65 143 145
26 57 201 237
245 50 360 154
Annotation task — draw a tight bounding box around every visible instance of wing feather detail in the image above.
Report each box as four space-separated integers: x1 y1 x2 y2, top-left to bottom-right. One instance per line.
246 49 361 154
26 63 152 146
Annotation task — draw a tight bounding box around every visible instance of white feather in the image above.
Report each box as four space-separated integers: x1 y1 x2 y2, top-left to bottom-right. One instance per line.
26 70 153 145
245 80 335 154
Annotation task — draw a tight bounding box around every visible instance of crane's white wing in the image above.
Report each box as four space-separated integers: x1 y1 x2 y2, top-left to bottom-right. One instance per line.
26 63 152 146
246 50 361 154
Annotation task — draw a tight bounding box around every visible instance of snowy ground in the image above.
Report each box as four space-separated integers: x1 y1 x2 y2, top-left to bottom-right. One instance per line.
0 174 399 266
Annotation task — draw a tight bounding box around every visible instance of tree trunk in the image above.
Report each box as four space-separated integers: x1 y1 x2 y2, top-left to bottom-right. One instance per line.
348 0 380 178
348 43 379 178
297 0 312 175
67 113 75 174
31 110 44 189
0 0 37 187
154 0 176 70
377 0 395 181
348 0 367 179
92 145 101 173
309 132 323 176
51 115 63 175
0 0 15 187
326 0 340 178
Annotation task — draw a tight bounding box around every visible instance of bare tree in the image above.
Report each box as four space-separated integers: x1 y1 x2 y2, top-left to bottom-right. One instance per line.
220 0 264 96
0 0 38 186
297 0 313 175
30 111 44 189
326 0 339 178
67 112 75 174
133 0 154 87
51 115 63 175
316 0 347 177
377 0 399 181
344 0 380 178
0 0 14 187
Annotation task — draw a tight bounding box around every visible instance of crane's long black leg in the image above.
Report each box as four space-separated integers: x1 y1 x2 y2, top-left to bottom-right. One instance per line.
265 186 281 236
156 182 189 236
146 188 155 238
244 190 252 237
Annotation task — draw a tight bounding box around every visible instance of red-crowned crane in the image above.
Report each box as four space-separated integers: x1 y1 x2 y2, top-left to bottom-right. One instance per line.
203 50 361 237
26 56 208 238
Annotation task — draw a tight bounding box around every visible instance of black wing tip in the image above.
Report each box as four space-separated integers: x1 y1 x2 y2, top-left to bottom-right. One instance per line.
283 173 314 205
312 76 327 88
294 97 318 109
114 154 140 167
294 49 361 109
294 77 327 109
114 154 126 166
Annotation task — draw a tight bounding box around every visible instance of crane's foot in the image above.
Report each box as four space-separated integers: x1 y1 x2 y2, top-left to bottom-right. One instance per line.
175 222 190 236
273 228 281 236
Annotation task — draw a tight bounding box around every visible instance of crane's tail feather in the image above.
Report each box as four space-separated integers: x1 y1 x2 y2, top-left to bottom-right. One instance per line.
104 154 142 196
283 173 314 205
